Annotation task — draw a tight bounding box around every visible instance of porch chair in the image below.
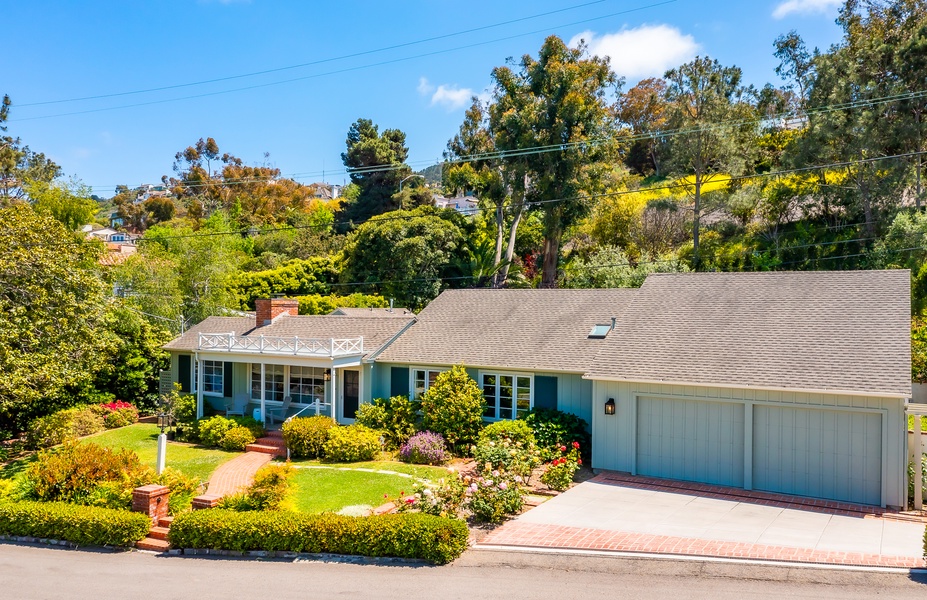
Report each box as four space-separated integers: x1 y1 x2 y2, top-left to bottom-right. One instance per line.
265 395 293 425
226 393 250 417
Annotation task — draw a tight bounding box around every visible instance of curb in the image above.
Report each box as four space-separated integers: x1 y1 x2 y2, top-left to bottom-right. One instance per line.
177 548 429 565
0 535 127 552
472 543 927 575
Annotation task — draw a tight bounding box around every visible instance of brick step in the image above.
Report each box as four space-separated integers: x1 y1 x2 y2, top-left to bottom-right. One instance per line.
264 429 284 439
136 537 170 552
158 516 174 528
245 443 287 456
149 526 170 541
254 436 286 447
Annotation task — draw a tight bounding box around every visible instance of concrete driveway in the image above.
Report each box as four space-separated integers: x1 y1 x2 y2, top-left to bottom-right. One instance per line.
479 475 927 568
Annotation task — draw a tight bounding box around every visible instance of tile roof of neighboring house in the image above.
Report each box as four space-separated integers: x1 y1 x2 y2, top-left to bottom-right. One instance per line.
329 307 415 317
376 289 638 373
163 314 415 356
586 270 911 397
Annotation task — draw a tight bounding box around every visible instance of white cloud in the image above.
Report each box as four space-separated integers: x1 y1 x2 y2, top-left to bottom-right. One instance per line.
569 25 699 81
772 0 841 19
417 77 476 111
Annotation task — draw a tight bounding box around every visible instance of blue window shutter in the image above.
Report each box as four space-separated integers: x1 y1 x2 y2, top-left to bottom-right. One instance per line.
534 376 558 411
224 362 233 398
390 367 410 398
178 355 191 393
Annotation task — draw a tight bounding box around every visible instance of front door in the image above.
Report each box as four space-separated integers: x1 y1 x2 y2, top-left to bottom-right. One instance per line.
341 369 360 421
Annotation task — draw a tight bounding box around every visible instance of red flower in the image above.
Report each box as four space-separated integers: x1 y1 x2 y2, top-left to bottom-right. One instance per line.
577 459 583 465
384 493 388 499
400 491 405 496
559 445 567 452
572 441 580 449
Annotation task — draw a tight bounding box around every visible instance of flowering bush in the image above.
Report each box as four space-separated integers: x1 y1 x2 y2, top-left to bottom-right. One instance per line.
282 415 335 458
100 401 139 429
322 424 382 462
219 426 256 451
355 395 420 450
540 442 582 492
464 471 524 524
393 477 466 519
218 463 294 511
420 366 485 453
472 429 540 479
399 431 447 465
524 408 590 461
197 416 237 448
26 406 105 449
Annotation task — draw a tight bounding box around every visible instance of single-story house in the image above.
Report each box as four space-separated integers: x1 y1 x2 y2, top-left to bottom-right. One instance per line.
161 270 912 507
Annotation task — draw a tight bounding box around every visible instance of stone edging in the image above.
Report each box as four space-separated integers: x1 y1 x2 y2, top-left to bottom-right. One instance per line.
0 534 125 551
173 548 429 565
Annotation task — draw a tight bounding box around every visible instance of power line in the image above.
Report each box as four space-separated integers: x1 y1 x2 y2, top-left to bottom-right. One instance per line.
10 1 678 123
16 0 613 107
79 85 927 194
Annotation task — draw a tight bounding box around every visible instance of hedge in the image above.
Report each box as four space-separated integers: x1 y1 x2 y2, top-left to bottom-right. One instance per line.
169 510 468 564
0 501 151 547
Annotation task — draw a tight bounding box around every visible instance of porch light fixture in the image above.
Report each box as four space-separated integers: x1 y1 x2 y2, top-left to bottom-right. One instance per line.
323 369 331 382
604 398 616 415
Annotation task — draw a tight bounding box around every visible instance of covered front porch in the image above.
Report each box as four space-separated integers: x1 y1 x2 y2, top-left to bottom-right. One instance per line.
192 332 369 425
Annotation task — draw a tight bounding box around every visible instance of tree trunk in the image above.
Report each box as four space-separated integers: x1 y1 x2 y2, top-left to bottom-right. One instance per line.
497 201 525 287
540 205 562 288
917 110 923 211
692 172 701 270
491 202 505 287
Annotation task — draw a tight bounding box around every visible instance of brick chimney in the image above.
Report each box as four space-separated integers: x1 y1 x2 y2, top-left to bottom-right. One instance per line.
255 298 299 326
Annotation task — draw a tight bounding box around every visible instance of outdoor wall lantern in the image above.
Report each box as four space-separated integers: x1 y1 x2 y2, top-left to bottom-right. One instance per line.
604 398 616 415
323 369 332 382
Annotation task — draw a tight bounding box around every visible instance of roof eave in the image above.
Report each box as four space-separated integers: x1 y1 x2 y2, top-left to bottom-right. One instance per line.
581 374 910 400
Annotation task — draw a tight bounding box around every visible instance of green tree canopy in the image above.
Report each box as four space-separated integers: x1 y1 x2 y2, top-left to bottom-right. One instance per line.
339 118 412 224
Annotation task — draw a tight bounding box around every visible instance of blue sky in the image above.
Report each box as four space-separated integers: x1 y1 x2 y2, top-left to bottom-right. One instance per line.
5 0 845 196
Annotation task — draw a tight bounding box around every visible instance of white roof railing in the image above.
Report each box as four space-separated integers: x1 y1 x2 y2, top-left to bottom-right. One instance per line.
198 332 363 357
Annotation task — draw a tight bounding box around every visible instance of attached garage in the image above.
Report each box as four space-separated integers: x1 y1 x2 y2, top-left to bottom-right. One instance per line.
753 405 882 506
587 271 911 509
636 397 745 488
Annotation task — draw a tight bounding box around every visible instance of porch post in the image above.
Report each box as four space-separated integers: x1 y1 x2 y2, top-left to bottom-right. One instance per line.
331 368 337 423
260 363 266 425
195 354 204 419
916 415 924 512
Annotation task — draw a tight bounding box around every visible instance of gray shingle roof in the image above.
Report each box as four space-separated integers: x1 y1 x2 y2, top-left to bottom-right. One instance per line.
375 288 638 372
329 307 414 318
586 271 911 397
163 314 415 356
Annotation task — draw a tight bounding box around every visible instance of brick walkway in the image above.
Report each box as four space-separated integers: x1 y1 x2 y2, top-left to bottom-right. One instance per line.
205 452 273 497
478 521 927 569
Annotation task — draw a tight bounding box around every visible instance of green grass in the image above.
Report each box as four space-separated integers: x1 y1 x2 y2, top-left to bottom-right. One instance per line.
289 468 418 514
909 415 927 432
85 424 236 482
285 458 451 481
0 424 236 485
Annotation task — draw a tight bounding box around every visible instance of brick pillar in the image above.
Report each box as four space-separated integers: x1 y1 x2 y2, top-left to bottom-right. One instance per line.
132 484 170 526
191 494 222 510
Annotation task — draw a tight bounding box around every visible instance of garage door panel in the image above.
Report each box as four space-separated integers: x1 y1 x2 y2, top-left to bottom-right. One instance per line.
753 406 881 506
637 397 745 488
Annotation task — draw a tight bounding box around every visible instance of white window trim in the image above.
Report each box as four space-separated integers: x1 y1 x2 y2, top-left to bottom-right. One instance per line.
194 360 225 398
478 370 534 421
409 366 447 399
249 363 332 408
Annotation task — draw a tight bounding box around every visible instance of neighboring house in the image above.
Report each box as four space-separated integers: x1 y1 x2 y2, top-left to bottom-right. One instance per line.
310 183 343 200
375 289 636 426
161 270 912 508
135 184 169 203
434 194 479 216
586 271 910 508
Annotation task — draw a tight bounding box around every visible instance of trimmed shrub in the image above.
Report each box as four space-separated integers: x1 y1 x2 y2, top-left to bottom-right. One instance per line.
478 419 536 447
420 366 485 454
0 501 150 547
173 393 197 424
399 431 447 465
217 463 293 512
168 510 468 564
523 408 590 460
22 442 150 505
230 416 265 439
26 407 105 449
355 395 420 450
282 415 336 458
219 426 256 451
197 416 236 448
323 424 381 462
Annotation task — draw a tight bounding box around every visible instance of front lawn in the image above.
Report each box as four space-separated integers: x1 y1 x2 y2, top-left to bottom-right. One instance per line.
86 424 235 481
287 461 453 514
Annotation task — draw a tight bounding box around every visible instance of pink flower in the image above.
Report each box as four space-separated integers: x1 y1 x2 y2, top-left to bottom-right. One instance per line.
572 441 580 449
405 497 415 504
498 482 508 490
559 445 567 452
384 493 389 498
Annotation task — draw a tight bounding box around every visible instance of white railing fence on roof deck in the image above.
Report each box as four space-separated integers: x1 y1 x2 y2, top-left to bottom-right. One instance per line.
197 332 364 357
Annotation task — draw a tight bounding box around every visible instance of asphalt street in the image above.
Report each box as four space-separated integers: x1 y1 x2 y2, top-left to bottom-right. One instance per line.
0 543 924 599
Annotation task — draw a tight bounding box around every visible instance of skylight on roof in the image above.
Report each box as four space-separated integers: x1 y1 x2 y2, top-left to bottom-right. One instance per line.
588 324 612 339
